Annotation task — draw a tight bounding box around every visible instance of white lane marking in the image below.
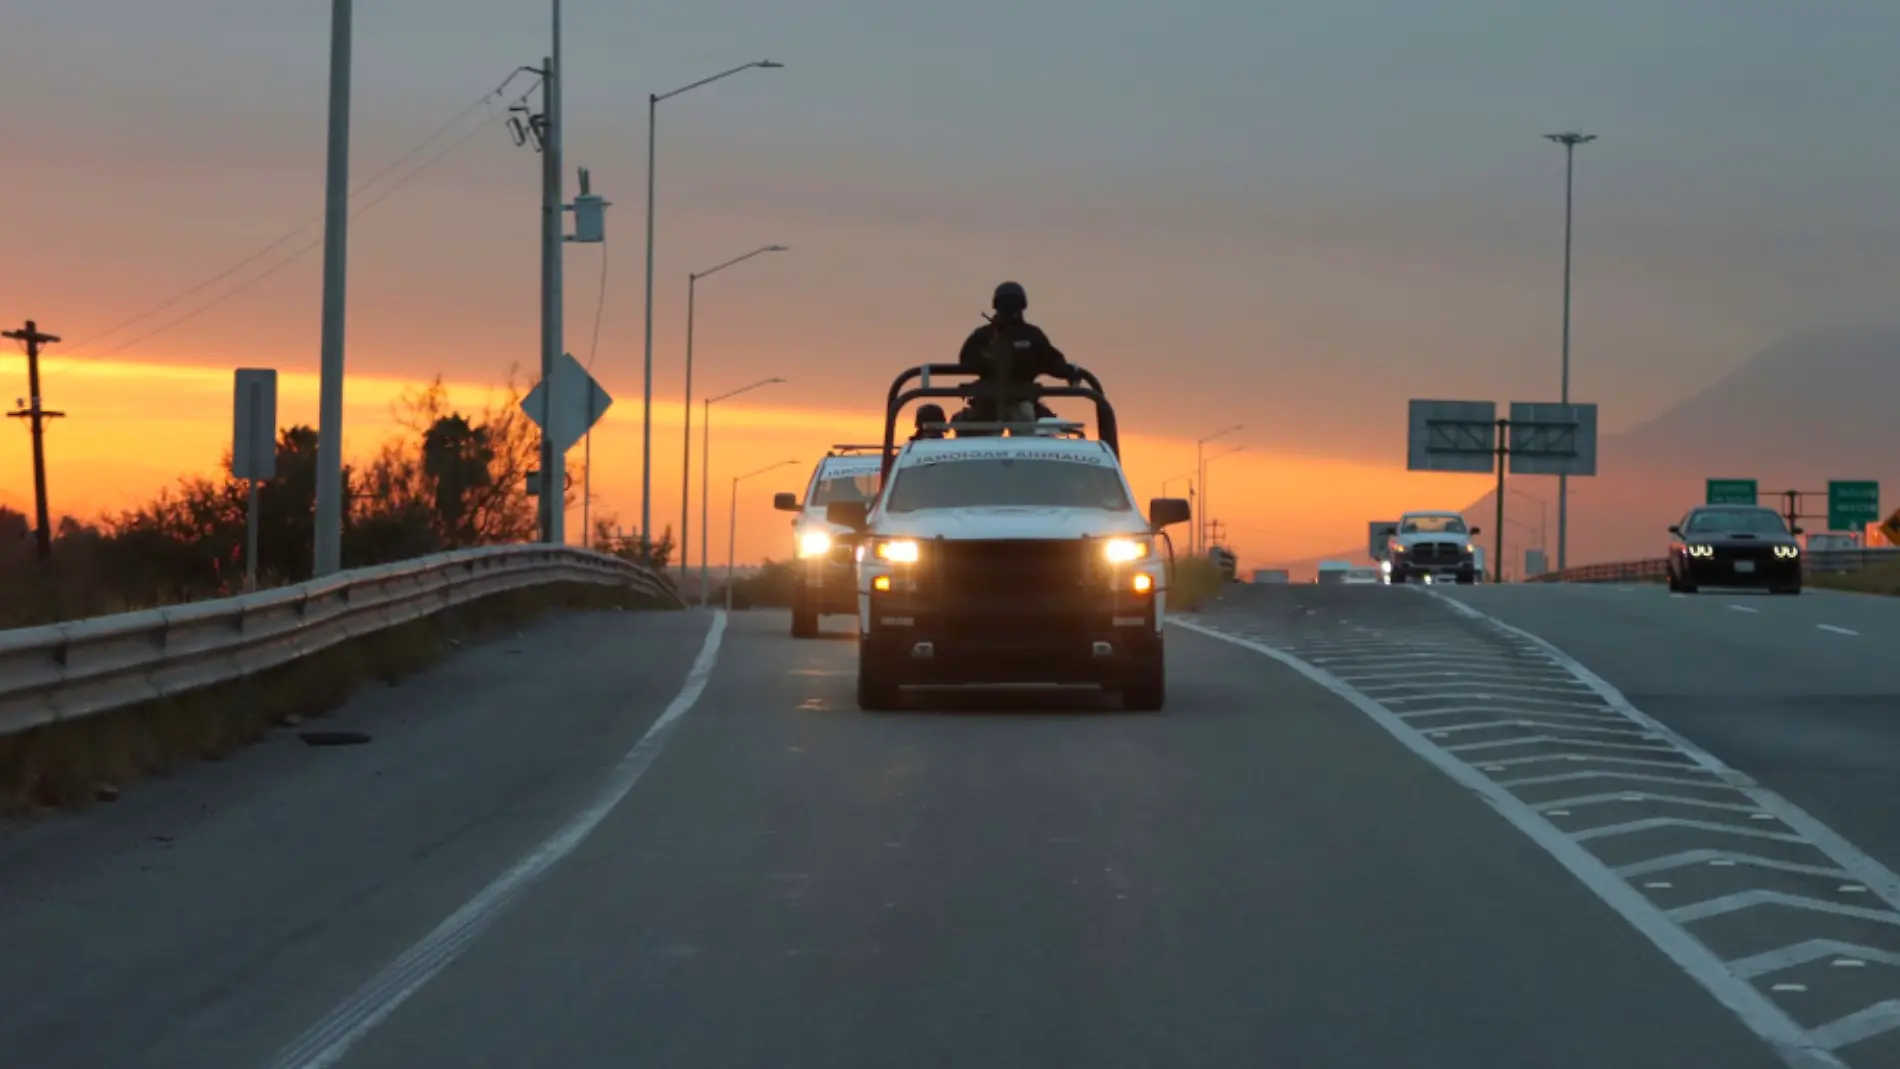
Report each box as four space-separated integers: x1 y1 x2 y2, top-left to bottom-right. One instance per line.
1731 940 1900 979
1171 616 1846 1069
1811 1004 1900 1053
1667 890 1900 928
1728 604 1761 614
1432 592 1900 908
1818 625 1859 636
267 612 730 1069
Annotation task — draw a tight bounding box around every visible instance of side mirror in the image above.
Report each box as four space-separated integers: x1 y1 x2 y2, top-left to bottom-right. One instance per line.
1791 526 1804 536
1668 525 1682 537
1148 497 1192 530
773 492 800 512
1381 527 1397 539
825 500 871 530
1467 526 1481 537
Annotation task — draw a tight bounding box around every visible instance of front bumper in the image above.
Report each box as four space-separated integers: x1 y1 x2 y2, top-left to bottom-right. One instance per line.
1391 555 1475 579
862 588 1161 686
796 545 859 614
1682 554 1801 588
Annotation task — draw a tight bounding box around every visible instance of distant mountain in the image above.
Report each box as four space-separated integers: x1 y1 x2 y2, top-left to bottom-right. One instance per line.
1260 325 1900 576
1480 324 1900 565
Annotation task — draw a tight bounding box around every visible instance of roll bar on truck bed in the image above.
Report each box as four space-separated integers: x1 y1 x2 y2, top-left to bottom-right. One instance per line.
877 363 1122 483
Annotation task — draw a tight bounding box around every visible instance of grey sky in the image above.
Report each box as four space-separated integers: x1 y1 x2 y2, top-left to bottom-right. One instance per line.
4 1 1898 462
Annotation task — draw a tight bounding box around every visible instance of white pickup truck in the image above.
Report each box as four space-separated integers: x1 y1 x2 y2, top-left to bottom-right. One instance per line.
1382 511 1480 585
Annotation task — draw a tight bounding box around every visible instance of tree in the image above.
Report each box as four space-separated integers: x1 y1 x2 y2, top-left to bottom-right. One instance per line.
591 515 673 569
0 368 604 626
421 413 494 544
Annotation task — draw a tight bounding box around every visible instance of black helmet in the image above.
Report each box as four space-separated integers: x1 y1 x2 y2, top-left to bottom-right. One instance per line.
992 280 1027 314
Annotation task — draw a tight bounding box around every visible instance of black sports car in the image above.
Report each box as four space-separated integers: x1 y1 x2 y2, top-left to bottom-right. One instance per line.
1665 506 1802 595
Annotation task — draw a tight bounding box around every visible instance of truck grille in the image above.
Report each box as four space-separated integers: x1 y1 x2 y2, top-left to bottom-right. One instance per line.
1408 543 1465 565
925 539 1100 641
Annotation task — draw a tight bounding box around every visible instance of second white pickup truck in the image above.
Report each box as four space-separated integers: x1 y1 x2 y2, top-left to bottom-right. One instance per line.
1383 511 1480 584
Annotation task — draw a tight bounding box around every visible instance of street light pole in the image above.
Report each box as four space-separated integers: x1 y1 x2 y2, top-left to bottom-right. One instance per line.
1510 487 1549 557
1546 131 1595 573
727 458 799 612
1194 424 1242 555
312 0 353 576
680 244 787 586
700 377 786 606
640 60 784 548
1202 444 1245 550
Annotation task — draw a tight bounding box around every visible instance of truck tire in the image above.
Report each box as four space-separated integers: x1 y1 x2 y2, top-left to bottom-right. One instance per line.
1121 648 1166 712
791 587 819 638
856 646 901 710
1456 568 1476 585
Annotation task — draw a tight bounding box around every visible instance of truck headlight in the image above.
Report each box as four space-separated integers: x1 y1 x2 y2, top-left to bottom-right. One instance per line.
1103 537 1151 564
874 539 920 564
797 530 832 558
1773 544 1800 559
1688 544 1715 558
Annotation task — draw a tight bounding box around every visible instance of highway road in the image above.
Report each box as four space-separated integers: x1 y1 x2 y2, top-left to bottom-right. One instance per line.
0 589 1894 1067
1436 582 1900 879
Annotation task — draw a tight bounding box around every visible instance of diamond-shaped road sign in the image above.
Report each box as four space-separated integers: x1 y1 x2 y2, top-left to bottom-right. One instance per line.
522 352 613 456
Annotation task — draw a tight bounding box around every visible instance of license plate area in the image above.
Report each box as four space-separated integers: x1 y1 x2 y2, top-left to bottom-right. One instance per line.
1734 560 1755 573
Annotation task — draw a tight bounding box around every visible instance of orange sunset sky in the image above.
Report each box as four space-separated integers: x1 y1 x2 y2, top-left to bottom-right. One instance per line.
5 2 1898 569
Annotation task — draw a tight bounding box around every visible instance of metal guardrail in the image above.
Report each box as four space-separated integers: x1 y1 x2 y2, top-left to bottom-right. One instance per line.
0 544 682 738
1526 547 1900 584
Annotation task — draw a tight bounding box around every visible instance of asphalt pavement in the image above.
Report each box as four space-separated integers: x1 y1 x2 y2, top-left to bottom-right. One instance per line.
0 595 1860 1068
1436 582 1900 877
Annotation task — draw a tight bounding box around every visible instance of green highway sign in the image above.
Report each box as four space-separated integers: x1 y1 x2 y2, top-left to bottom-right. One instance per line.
1827 480 1880 531
1706 478 1757 505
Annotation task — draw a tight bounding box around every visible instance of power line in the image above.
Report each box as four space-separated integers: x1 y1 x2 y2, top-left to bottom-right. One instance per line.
90 82 538 359
585 241 608 371
66 69 537 355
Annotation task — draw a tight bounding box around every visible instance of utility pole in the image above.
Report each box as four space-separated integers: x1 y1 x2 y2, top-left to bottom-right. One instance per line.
506 4 567 544
4 320 63 561
1546 131 1595 573
541 2 566 545
313 0 353 577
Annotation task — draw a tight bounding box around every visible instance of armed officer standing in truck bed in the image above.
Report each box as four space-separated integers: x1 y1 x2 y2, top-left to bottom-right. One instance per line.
953 281 1078 432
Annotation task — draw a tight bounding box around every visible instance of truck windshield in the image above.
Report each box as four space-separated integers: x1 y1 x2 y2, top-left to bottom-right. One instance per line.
810 472 880 506
1401 516 1467 534
885 458 1133 512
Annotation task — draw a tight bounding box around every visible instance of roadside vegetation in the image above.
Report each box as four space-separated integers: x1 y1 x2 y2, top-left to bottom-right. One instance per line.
1808 560 1900 595
1170 555 1228 611
0 369 672 630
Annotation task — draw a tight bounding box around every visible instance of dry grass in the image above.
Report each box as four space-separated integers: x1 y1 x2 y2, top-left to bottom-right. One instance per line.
1808 560 1900 595
0 582 673 818
1170 556 1230 612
